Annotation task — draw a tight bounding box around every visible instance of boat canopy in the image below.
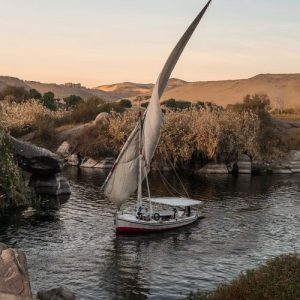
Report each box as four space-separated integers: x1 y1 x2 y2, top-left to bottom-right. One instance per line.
150 197 203 207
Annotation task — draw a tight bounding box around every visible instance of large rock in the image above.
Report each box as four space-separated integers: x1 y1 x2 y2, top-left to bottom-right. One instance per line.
56 142 71 158
285 150 300 161
9 135 62 176
29 174 71 196
80 158 98 168
251 161 268 174
284 150 300 173
37 287 75 300
237 154 251 174
197 163 228 174
270 162 293 174
93 112 109 126
94 157 115 169
65 154 80 167
0 243 32 299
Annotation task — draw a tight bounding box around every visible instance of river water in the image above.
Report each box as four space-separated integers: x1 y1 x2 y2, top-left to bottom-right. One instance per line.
0 167 299 299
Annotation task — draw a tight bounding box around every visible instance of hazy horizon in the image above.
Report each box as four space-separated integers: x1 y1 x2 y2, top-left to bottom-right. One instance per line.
1 0 300 87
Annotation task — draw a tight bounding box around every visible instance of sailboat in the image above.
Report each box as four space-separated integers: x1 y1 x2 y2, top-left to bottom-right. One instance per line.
102 0 212 233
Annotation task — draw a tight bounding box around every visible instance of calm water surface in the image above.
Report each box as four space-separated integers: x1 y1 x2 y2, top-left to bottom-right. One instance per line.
0 167 299 299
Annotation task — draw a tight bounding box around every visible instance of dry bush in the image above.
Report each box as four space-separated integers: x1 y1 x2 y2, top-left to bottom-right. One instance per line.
1 99 67 135
95 108 261 166
187 254 300 300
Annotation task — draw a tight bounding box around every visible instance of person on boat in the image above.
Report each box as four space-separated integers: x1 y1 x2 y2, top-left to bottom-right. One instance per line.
173 207 178 219
143 208 151 221
186 206 191 217
136 206 142 219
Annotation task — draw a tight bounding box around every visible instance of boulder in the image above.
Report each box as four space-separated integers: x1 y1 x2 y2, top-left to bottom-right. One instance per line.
238 154 251 161
80 158 98 168
285 150 300 162
9 135 62 176
237 155 251 174
37 287 75 300
29 174 71 196
93 112 109 126
197 163 228 174
65 154 79 167
56 142 70 158
227 162 238 174
94 157 115 169
0 243 32 299
270 163 292 174
251 161 268 174
284 150 300 173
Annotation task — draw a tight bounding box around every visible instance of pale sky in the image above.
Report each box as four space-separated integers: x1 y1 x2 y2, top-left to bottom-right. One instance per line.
1 0 300 87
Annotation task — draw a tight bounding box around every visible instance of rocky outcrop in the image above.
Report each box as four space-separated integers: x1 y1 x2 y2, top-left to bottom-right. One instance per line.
56 141 71 158
80 158 98 168
37 287 75 300
270 150 300 174
0 243 32 299
93 112 109 126
94 157 115 169
29 174 71 196
237 154 252 174
197 163 228 174
9 135 62 176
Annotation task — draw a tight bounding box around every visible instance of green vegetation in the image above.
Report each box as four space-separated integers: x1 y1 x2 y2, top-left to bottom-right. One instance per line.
187 254 300 300
41 91 57 111
162 98 192 110
0 122 29 209
119 99 132 108
63 94 83 109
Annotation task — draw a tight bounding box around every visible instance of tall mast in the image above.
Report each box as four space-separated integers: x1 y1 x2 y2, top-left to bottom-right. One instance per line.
137 96 143 207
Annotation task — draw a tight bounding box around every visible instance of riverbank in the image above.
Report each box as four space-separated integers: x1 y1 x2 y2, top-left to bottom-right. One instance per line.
187 254 300 300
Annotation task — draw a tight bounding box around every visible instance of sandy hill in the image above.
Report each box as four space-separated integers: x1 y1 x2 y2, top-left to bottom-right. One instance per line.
0 76 117 101
162 74 300 108
96 78 187 99
97 74 300 108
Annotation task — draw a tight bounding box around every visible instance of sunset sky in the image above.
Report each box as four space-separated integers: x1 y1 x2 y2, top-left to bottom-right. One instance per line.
1 0 300 87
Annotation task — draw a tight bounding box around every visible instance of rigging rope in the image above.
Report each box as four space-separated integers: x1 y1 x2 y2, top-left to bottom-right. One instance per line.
163 148 190 198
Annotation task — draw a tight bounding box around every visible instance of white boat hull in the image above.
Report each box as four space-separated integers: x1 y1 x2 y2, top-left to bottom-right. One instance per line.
115 213 200 234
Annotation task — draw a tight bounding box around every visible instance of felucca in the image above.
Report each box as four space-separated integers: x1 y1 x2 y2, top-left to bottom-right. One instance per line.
102 1 212 233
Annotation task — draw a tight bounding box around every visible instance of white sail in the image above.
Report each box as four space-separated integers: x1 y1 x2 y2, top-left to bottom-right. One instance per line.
103 0 212 207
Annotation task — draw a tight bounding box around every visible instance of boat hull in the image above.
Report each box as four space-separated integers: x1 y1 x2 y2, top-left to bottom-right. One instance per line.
116 213 200 234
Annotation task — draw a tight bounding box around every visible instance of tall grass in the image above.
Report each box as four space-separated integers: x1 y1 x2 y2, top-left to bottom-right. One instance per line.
79 108 263 165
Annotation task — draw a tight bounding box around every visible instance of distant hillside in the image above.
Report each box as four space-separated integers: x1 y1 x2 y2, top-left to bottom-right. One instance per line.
97 74 300 108
95 78 187 99
2 74 300 108
162 74 300 108
0 76 118 101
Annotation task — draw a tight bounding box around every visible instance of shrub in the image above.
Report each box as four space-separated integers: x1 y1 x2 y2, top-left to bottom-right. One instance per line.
41 91 57 111
162 98 192 110
63 95 83 109
29 88 42 100
1 99 67 136
187 254 300 300
119 99 132 108
0 85 29 102
0 122 29 208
